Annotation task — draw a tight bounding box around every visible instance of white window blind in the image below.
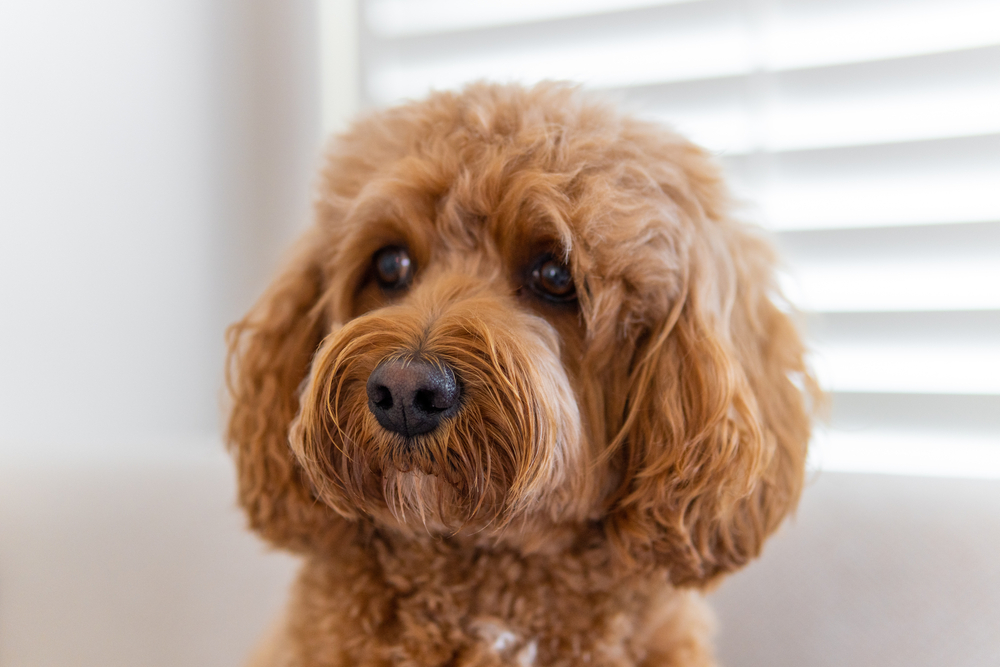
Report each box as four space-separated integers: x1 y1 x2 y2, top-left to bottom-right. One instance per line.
353 0 1000 477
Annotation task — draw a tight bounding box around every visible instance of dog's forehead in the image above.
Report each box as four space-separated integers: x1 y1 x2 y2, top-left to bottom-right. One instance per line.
344 138 675 261
321 88 712 300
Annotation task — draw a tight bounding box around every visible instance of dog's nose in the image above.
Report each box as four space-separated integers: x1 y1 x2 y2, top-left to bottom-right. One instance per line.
366 357 461 437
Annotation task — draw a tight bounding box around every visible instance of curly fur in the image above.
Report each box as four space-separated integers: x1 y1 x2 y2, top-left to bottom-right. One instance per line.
227 82 817 667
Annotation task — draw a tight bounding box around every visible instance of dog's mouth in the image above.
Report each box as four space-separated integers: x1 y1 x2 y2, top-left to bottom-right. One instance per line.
360 439 503 531
374 437 441 476
371 432 488 492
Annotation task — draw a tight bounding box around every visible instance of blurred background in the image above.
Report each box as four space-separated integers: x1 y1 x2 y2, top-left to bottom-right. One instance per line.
1 1 998 665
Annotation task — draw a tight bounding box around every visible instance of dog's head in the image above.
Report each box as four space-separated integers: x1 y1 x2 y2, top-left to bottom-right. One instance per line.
226 83 815 585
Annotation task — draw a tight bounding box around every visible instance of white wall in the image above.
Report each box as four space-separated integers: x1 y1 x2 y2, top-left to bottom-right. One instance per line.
0 0 324 456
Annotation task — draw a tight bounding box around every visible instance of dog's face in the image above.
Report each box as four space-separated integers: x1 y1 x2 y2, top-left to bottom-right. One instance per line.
227 84 815 585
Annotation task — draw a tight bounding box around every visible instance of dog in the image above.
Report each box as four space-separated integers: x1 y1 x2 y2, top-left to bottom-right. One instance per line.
226 82 816 667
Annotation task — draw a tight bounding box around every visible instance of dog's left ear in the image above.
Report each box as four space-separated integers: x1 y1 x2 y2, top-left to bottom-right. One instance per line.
608 220 816 586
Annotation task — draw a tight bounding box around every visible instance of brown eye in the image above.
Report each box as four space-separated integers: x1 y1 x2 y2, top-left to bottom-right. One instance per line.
529 254 576 303
373 246 413 290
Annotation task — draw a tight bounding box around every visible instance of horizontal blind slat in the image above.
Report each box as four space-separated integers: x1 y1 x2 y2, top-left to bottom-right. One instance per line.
758 170 1000 230
366 0 703 37
811 430 1000 478
781 261 1000 312
656 92 1000 155
812 343 1000 395
766 0 1000 70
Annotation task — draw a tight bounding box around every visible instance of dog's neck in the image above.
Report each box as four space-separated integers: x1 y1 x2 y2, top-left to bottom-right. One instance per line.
284 522 712 666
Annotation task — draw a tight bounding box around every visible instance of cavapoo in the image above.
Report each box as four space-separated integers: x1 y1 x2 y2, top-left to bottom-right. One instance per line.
227 82 815 667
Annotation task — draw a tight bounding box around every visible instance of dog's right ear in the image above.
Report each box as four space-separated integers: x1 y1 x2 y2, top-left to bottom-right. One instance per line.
225 235 343 552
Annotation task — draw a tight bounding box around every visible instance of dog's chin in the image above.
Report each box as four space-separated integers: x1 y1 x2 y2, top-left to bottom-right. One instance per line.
372 467 499 535
360 432 514 533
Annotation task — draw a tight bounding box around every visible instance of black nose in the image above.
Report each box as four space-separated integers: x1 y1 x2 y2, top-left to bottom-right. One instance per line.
366 357 461 437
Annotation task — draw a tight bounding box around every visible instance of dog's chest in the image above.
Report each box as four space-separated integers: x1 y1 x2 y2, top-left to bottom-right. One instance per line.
290 538 666 667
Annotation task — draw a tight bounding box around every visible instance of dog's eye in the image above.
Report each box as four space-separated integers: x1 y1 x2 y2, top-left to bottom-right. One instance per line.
529 254 576 303
373 246 413 290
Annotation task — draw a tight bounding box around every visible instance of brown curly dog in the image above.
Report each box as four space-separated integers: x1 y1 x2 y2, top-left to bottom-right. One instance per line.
226 82 816 667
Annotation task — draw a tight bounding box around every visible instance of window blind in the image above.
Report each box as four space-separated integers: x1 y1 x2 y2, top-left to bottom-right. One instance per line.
354 0 1000 477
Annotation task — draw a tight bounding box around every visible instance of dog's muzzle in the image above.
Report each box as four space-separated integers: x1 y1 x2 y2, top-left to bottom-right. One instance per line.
366 357 461 437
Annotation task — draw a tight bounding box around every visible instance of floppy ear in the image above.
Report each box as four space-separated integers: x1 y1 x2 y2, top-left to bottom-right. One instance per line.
225 236 344 552
609 224 816 586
